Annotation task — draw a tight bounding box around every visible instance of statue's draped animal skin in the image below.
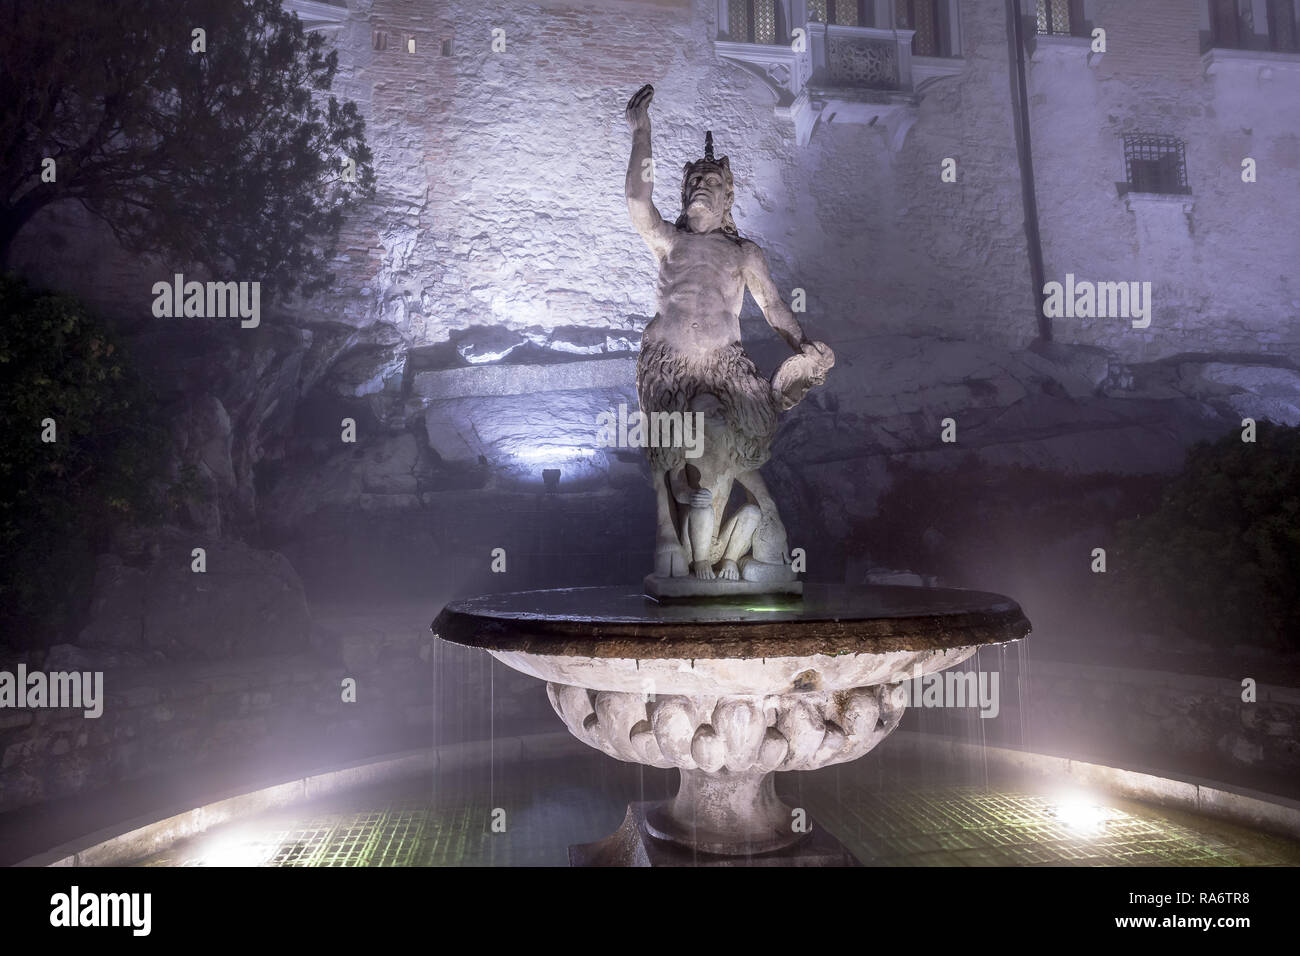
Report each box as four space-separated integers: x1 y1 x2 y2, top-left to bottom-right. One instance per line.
636 339 779 475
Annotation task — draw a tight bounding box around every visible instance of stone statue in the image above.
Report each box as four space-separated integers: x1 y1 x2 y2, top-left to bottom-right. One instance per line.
624 84 834 598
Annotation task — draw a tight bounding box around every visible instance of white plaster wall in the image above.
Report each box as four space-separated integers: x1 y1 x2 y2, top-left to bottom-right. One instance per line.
11 0 1297 364
1028 0 1300 360
329 0 1039 352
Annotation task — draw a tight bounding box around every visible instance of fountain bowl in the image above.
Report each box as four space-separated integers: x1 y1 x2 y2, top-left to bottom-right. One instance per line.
434 584 1030 864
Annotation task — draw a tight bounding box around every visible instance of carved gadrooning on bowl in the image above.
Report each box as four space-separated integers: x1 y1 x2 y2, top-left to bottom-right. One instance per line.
547 680 908 854
433 585 1030 863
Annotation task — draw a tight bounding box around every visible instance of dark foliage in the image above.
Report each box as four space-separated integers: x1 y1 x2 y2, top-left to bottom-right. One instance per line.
0 276 177 644
1108 421 1300 650
0 0 376 298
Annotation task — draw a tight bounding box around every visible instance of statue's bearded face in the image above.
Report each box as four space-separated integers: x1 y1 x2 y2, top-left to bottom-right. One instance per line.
681 161 733 233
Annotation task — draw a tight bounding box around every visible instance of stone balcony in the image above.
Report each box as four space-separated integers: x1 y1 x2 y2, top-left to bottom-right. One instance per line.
715 21 961 148
280 0 348 34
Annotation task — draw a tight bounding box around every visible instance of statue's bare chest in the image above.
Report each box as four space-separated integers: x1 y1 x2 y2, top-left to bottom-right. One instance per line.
660 232 746 286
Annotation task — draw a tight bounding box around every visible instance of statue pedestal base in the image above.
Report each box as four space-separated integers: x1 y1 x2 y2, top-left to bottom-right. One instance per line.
643 574 802 601
568 802 858 867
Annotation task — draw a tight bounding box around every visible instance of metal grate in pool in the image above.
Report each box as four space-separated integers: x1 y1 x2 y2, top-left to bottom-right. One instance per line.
133 753 1300 867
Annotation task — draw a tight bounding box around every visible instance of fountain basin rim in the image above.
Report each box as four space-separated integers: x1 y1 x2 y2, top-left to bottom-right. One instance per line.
432 584 1030 661
489 644 980 695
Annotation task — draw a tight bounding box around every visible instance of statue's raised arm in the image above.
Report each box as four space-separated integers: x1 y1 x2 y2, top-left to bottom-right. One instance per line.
624 84 673 258
741 241 836 410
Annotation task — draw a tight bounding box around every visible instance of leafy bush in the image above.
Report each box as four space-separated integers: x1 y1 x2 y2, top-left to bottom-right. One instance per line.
0 275 172 644
1108 421 1300 650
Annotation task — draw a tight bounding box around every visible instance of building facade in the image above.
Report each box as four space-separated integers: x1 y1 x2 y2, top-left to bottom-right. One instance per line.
287 0 1300 360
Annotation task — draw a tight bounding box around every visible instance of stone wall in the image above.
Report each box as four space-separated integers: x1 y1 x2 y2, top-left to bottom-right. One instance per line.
271 487 655 600
7 632 1297 817
1028 0 1300 358
12 1 1298 367
1024 661 1300 782
321 0 1038 351
905 655 1300 794
0 606 552 815
7 0 1297 562
2 1 1298 820
281 0 1300 358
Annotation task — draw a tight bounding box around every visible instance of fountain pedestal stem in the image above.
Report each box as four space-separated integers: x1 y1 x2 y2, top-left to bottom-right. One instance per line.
646 768 800 855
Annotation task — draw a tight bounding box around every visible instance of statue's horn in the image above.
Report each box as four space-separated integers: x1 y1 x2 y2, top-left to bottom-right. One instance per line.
704 131 715 163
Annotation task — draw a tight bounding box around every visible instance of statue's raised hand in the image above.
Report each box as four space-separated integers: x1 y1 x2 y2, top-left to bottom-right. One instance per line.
625 84 654 132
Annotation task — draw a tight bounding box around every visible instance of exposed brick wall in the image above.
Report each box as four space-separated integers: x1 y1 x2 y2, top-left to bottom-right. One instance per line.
1099 0 1204 88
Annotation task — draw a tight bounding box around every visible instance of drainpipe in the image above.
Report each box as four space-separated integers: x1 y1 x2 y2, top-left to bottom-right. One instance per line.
1006 0 1051 342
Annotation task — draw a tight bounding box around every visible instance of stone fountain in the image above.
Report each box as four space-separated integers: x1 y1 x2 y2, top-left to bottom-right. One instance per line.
432 87 1030 864
434 586 1029 865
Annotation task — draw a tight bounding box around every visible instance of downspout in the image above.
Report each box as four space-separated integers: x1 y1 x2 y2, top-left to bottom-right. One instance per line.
1006 0 1051 342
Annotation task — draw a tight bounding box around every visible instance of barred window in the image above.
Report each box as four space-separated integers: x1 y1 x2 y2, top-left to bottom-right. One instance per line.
727 0 780 44
1035 0 1080 37
1124 134 1190 196
895 0 942 56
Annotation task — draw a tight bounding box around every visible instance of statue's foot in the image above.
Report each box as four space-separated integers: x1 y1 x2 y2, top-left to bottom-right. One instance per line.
738 556 797 584
655 537 691 577
691 560 716 580
717 559 740 581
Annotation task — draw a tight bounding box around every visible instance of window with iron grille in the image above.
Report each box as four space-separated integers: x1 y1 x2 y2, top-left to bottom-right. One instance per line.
727 0 782 44
1035 0 1081 37
1123 134 1190 196
895 0 943 56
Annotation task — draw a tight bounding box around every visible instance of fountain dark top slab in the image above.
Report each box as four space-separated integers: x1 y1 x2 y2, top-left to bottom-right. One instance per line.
432 585 1030 660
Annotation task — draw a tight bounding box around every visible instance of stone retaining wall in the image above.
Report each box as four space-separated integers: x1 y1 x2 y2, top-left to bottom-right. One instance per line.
5 627 1298 815
0 607 552 815
1024 659 1300 782
905 655 1300 791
